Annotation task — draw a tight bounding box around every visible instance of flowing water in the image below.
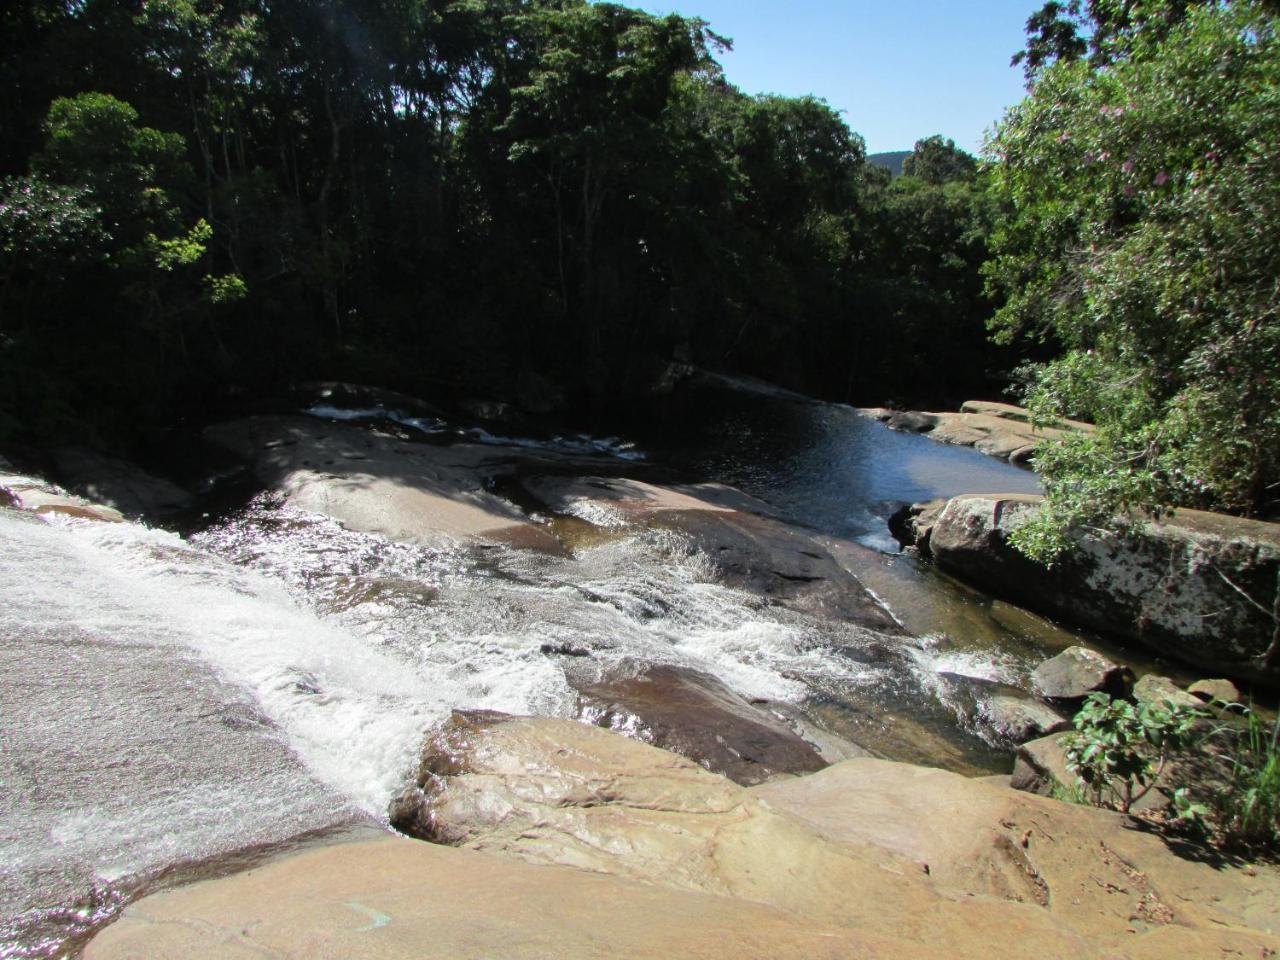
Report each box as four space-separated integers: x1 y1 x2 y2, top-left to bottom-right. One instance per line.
2 382 1117 957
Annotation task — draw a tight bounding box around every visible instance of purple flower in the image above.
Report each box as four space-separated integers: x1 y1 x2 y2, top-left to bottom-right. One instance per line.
1122 159 1136 174
1123 184 1136 196
1153 171 1170 186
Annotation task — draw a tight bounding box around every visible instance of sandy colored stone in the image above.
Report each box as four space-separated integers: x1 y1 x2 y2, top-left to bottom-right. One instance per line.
1188 678 1243 705
863 402 1091 465
756 758 1280 952
959 401 1094 434
389 713 1083 955
204 416 562 549
88 720 1279 960
84 835 896 960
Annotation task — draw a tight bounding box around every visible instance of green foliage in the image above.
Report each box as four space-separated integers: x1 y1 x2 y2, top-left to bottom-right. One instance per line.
901 135 977 185
1064 692 1203 813
35 93 188 241
146 218 211 271
986 0 1280 560
0 175 104 277
0 0 1012 442
1064 692 1280 848
205 272 247 306
1215 707 1280 847
1012 0 1218 81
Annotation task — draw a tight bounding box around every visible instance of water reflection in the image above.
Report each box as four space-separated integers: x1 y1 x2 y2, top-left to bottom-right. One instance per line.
632 385 1041 549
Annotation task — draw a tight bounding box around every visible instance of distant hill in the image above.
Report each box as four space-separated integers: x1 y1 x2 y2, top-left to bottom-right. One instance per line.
867 151 910 177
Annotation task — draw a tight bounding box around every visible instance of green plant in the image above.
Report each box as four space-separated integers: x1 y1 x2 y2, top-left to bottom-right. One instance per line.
1216 707 1280 847
1064 693 1204 813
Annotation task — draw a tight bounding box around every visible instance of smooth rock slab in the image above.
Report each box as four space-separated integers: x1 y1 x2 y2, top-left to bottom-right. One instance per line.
84 835 892 960
756 758 1280 950
205 416 562 549
87 721 1280 959
566 660 829 785
387 713 1085 954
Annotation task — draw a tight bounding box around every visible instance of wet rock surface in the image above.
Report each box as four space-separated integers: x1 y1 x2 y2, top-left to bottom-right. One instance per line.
0 469 126 523
48 447 193 520
906 493 1280 688
523 475 905 632
564 660 830 785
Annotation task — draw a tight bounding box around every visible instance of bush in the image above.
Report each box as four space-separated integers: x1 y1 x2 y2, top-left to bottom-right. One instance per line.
1064 692 1280 849
1064 692 1202 814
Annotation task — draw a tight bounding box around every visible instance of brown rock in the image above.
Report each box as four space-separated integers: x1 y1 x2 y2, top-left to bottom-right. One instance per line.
1187 679 1242 706
1132 675 1201 711
756 758 1280 948
85 835 892 960
983 695 1070 743
388 713 1086 954
567 661 829 785
88 721 1280 959
1010 733 1078 800
1032 646 1134 703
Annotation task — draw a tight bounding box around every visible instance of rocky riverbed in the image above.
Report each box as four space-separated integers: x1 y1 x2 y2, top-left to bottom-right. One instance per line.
3 381 1276 957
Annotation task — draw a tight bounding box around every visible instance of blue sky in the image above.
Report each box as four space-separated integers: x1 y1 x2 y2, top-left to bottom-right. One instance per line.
639 1 1037 155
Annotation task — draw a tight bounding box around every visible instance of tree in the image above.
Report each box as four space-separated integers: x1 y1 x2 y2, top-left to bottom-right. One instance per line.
986 0 1280 560
1011 0 1214 81
901 135 976 184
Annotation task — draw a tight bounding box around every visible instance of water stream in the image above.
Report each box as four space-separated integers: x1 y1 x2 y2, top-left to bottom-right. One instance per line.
1 383 1130 957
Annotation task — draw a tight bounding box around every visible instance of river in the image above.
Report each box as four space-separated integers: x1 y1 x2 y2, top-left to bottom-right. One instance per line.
2 380 1117 958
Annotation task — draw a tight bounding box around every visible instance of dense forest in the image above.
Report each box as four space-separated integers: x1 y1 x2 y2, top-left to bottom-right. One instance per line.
0 0 1003 444
1 0 1277 534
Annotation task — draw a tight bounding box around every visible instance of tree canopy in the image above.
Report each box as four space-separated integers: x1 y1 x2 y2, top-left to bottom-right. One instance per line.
0 0 1009 444
989 0 1280 558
